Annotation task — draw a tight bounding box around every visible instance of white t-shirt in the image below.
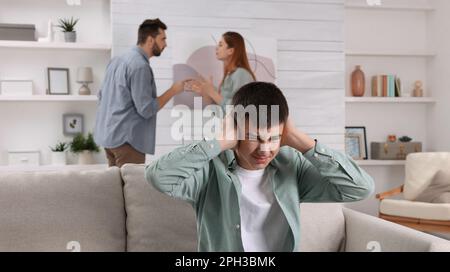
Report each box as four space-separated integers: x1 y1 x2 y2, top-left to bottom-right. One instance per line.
234 165 290 252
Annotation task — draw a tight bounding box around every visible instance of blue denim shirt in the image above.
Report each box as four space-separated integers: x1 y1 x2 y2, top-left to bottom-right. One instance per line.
94 46 159 154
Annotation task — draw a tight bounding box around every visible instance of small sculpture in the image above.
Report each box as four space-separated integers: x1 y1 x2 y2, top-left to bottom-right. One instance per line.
387 135 397 143
412 80 424 97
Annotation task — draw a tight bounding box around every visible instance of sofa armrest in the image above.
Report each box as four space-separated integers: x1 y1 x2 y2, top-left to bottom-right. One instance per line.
342 208 450 252
299 203 346 252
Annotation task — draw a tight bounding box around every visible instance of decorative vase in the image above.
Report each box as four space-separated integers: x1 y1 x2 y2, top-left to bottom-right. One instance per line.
51 151 67 165
78 150 95 165
64 31 76 43
351 65 365 97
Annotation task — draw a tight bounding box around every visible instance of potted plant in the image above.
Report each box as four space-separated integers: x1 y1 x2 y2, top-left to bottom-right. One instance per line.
57 17 79 43
50 141 68 165
70 133 100 165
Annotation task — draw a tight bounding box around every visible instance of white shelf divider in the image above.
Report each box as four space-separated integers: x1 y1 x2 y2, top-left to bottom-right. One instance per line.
345 97 436 104
356 160 405 166
0 164 108 172
346 51 436 57
0 95 98 102
345 3 434 12
0 40 111 51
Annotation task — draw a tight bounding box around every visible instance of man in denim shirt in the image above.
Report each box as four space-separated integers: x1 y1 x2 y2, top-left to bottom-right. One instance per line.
95 19 185 167
146 82 374 251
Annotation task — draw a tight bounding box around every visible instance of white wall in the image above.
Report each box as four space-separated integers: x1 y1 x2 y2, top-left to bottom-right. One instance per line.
1 0 346 166
111 0 346 161
427 0 450 152
0 0 111 165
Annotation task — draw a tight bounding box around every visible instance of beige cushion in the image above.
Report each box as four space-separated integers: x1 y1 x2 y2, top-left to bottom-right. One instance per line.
120 164 197 251
0 168 126 252
299 203 345 252
403 153 450 200
380 199 450 221
415 169 450 203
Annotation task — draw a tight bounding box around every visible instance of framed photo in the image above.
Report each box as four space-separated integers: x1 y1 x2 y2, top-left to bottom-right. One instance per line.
345 134 363 160
63 114 84 136
48 68 70 95
345 126 368 160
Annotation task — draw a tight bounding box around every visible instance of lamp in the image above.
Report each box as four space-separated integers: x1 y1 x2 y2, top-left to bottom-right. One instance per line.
76 67 93 95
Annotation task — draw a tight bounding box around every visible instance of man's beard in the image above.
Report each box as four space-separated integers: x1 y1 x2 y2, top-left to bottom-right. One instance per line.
152 43 163 56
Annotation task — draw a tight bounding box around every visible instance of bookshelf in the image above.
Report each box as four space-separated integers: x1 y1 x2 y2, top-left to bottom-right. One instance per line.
343 0 437 217
0 164 108 172
0 40 111 51
345 0 433 163
0 95 98 102
344 3 434 12
345 97 436 104
0 0 111 166
356 160 406 166
345 51 436 57
345 0 434 11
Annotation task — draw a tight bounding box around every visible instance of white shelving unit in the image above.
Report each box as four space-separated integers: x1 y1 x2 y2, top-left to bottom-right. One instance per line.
345 51 436 57
344 3 434 12
343 0 440 217
0 40 111 51
345 0 434 165
0 0 111 166
0 95 98 102
0 164 108 172
356 160 406 166
345 97 436 103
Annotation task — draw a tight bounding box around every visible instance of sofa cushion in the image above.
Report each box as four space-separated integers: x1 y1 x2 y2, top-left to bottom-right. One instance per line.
0 167 126 252
299 203 345 252
380 199 450 221
120 164 197 251
403 152 450 200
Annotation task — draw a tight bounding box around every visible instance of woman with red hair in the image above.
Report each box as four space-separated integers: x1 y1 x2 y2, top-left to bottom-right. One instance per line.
190 31 256 106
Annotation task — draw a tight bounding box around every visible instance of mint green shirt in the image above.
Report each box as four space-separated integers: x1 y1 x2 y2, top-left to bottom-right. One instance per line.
145 139 374 252
220 67 254 106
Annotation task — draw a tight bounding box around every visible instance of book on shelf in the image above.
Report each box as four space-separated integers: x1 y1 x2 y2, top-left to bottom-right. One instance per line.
395 77 402 97
371 74 401 97
382 75 387 97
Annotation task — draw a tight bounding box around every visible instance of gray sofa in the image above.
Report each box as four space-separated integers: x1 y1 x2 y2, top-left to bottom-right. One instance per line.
0 164 449 252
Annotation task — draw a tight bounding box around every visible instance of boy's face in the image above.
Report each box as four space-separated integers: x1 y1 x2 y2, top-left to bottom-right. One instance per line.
234 121 284 170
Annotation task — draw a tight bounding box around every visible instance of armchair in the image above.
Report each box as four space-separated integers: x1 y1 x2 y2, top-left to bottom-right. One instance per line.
376 152 450 233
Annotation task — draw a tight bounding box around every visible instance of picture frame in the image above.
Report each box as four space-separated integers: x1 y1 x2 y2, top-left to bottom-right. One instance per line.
345 133 363 160
345 126 368 160
48 67 70 95
63 113 84 136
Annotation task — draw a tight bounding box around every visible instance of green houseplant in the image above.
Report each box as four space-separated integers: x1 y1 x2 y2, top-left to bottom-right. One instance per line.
50 142 68 152
50 141 68 165
57 17 79 43
70 133 99 164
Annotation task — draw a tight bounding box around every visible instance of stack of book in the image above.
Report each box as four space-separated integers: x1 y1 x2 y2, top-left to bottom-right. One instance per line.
371 75 402 97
